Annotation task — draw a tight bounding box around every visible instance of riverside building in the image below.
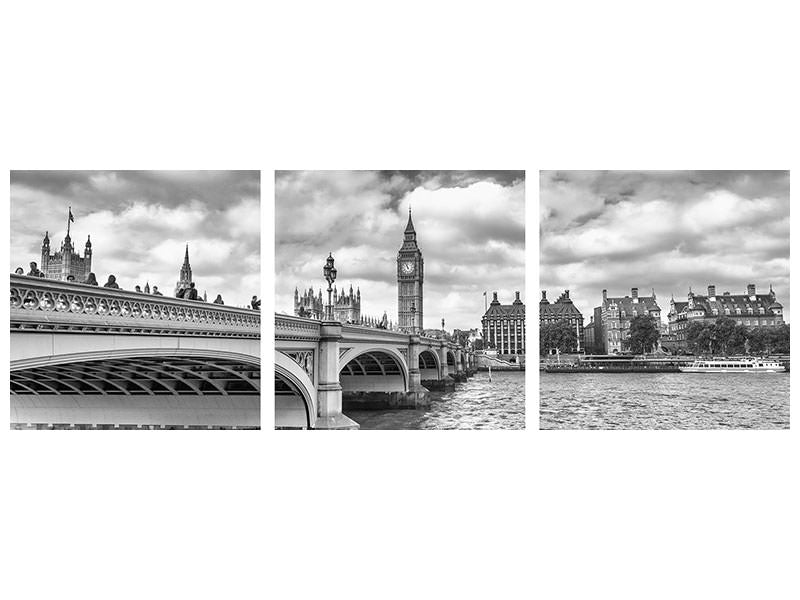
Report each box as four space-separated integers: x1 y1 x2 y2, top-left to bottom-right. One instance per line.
667 283 785 349
539 290 584 353
482 291 526 359
593 287 662 354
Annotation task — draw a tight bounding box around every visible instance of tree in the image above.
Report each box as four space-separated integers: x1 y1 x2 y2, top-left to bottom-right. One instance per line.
540 320 578 356
626 315 660 354
714 317 737 355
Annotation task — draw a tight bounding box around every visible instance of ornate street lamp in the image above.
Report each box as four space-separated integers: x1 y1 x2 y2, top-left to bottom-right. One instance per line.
323 253 337 321
441 317 445 339
410 301 416 335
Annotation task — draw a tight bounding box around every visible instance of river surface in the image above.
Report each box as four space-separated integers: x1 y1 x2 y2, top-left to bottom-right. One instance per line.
346 370 525 430
540 372 789 429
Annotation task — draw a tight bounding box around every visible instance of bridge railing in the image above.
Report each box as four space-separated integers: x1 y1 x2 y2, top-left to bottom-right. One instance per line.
10 274 260 338
275 313 322 340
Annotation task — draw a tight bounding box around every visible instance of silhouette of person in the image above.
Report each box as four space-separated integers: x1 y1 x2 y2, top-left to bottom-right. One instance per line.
14 267 24 275
251 295 261 310
213 294 224 305
152 286 163 296
135 285 142 293
176 287 186 298
186 282 198 300
103 275 120 289
28 262 43 277
85 272 98 286
67 275 75 282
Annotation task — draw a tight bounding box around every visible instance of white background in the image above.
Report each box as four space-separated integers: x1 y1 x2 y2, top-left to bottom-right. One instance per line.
1 1 797 598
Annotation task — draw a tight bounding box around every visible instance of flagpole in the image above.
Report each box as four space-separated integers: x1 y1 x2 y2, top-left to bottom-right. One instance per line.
67 206 71 236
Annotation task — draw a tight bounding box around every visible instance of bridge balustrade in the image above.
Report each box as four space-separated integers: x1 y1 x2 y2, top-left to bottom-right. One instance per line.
10 274 260 338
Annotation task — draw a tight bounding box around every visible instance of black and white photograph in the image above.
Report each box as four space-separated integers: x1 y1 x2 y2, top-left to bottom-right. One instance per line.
539 170 790 429
9 170 261 429
275 170 525 429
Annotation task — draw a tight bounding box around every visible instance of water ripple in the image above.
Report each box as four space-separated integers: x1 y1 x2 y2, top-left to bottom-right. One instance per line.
540 372 789 430
346 371 525 430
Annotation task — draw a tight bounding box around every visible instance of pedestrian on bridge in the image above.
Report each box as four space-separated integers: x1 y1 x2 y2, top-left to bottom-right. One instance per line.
135 285 142 293
213 294 224 305
14 267 24 275
251 295 261 310
85 273 98 286
103 274 120 289
152 286 163 296
186 282 198 300
27 262 44 277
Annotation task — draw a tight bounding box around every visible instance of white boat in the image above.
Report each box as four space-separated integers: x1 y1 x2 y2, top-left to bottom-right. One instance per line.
679 358 785 373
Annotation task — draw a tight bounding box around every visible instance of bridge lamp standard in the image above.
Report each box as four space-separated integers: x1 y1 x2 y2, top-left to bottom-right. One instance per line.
323 253 337 321
410 301 416 335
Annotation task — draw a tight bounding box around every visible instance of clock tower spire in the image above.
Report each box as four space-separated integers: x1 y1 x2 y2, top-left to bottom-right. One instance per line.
397 207 424 332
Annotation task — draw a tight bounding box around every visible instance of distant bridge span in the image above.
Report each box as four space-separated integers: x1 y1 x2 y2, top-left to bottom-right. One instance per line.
10 275 260 429
275 314 475 429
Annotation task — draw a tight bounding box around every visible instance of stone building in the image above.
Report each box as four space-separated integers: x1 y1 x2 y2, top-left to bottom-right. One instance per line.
175 244 194 295
593 287 662 354
539 290 584 353
39 218 93 282
397 208 424 333
667 283 785 350
294 284 361 323
482 291 525 358
583 316 596 354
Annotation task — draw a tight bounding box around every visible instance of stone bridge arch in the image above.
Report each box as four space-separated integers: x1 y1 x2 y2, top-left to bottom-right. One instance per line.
419 348 441 380
339 347 409 393
275 351 316 429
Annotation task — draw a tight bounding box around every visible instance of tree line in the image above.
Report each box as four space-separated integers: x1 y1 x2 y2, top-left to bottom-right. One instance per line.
540 315 790 356
683 317 789 356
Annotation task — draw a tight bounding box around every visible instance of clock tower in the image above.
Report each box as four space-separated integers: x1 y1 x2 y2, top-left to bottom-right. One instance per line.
397 208 424 332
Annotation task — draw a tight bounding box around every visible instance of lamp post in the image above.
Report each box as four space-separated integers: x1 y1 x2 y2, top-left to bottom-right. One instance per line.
410 301 416 335
441 317 445 339
323 253 337 321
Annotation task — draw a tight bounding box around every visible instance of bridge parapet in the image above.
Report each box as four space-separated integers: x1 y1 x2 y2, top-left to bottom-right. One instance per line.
275 313 322 340
11 274 260 338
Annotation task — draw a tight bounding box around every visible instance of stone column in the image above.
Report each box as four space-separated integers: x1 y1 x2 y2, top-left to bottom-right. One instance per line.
406 334 429 407
437 342 448 379
315 321 358 429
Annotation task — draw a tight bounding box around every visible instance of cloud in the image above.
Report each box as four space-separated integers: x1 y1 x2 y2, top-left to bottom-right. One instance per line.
540 170 791 323
275 171 526 330
10 171 260 307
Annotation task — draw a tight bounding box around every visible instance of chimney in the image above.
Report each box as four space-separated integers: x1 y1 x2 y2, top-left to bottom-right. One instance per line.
708 284 716 299
602 289 607 302
747 283 756 297
631 287 638 299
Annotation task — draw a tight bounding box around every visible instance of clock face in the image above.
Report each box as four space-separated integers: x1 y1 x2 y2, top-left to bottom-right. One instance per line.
401 261 415 274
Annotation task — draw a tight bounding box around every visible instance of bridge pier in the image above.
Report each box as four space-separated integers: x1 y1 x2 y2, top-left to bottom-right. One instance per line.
315 321 359 429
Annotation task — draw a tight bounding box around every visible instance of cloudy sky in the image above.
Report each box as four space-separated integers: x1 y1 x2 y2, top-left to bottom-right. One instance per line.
540 171 790 323
10 171 260 307
275 171 525 330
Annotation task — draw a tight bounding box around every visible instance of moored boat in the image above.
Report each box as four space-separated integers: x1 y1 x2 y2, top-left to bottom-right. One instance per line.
679 357 785 373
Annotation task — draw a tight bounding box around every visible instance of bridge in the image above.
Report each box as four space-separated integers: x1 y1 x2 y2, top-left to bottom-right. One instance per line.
275 314 476 429
10 274 260 429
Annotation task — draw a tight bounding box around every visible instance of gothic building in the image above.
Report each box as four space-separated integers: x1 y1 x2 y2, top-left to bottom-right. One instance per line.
175 244 193 295
539 290 584 353
294 284 361 322
482 291 526 358
39 214 93 282
667 283 785 349
397 208 424 333
593 287 663 354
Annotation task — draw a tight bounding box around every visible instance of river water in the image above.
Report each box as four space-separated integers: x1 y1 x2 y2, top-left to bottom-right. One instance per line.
540 372 790 429
346 370 525 430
